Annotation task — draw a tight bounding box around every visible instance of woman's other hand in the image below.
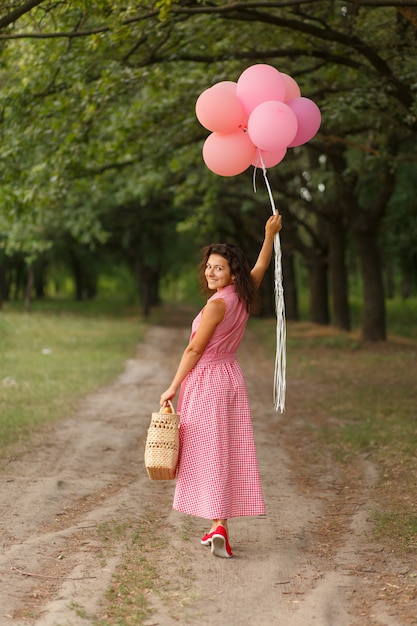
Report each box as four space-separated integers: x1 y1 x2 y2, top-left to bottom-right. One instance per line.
160 387 177 406
265 213 282 238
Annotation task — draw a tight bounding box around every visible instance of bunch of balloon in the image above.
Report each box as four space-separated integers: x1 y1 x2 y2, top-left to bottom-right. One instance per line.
195 64 321 413
195 64 321 177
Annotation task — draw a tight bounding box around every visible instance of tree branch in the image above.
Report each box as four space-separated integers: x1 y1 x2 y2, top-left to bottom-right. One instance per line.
0 0 47 29
136 47 365 73
173 4 414 108
0 1 413 110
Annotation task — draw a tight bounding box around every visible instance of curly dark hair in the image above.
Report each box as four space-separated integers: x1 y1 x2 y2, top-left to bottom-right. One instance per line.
199 243 258 312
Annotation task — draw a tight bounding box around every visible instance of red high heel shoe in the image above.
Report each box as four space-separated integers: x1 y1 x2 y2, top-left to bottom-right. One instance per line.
211 525 233 558
201 530 215 546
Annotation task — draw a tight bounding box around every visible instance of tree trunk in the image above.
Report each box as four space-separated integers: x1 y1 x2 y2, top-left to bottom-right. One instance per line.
24 264 35 312
309 253 329 325
385 262 395 299
34 261 46 299
354 230 386 341
72 260 84 301
149 275 160 308
328 214 350 330
135 261 160 318
14 260 26 301
0 261 5 309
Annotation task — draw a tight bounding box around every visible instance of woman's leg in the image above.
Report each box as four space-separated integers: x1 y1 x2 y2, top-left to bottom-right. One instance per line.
202 519 232 556
210 519 233 557
202 519 228 541
210 519 227 533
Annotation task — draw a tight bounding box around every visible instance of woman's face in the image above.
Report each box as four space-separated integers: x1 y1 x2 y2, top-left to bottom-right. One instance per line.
205 254 234 291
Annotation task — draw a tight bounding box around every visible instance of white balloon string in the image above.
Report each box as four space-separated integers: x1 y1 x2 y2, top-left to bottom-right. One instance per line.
257 152 287 413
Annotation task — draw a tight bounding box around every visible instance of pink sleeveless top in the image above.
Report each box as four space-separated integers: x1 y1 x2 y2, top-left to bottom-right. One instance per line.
191 284 249 364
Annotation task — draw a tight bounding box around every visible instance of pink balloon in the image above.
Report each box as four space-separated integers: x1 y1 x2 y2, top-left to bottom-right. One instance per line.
215 80 238 93
202 129 256 177
287 97 321 147
236 64 286 116
252 147 287 169
196 85 246 133
247 101 298 152
281 73 301 101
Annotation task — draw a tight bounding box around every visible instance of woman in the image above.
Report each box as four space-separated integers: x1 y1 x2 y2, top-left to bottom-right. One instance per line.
160 213 283 558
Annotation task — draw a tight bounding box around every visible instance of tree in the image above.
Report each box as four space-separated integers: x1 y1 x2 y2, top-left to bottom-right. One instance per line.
0 1 416 339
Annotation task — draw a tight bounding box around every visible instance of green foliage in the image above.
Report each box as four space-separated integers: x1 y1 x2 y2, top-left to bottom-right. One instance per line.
0 1 416 330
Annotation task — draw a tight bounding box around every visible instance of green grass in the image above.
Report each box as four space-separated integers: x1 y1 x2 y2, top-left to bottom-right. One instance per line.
373 511 417 552
0 299 144 456
2 293 141 318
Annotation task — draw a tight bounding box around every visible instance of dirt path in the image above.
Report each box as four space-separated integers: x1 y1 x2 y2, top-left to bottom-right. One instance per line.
0 322 412 625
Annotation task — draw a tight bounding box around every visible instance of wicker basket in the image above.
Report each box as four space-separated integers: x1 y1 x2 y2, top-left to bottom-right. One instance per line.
144 401 180 480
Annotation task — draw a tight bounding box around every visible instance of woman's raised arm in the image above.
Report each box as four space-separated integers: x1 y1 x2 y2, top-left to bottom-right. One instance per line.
250 213 283 288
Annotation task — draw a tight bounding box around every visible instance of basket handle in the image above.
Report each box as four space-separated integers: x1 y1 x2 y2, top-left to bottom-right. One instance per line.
161 399 175 414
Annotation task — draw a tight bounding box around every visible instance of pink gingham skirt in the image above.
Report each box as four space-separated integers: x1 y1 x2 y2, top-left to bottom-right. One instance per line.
173 356 265 520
